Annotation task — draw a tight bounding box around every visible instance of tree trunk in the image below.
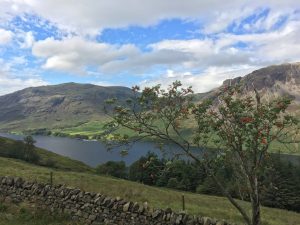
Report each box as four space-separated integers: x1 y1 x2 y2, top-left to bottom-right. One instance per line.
210 174 252 225
251 176 261 225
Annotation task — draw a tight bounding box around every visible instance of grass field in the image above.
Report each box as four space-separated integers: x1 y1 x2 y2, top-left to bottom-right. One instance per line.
0 157 299 225
0 200 81 225
52 120 108 137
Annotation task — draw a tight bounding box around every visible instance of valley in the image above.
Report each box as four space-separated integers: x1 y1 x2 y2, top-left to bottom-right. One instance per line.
2 2 300 225
0 62 300 225
0 63 299 155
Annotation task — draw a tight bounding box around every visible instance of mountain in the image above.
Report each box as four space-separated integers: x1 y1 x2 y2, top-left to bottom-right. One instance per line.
223 62 300 100
0 83 134 132
203 62 300 113
0 62 300 133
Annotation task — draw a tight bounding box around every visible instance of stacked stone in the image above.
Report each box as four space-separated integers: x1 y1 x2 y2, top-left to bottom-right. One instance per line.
0 176 233 225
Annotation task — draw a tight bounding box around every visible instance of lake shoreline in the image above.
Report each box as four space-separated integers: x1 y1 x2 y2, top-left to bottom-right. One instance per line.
1 132 299 167
0 133 174 167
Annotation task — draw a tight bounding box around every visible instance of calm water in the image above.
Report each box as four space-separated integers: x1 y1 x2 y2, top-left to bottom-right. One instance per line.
0 133 182 167
1 133 299 167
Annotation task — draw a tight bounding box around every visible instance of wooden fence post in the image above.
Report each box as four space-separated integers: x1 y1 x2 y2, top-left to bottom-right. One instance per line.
182 194 185 211
50 171 53 186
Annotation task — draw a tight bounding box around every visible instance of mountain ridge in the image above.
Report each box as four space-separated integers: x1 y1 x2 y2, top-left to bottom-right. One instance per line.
221 62 300 100
200 62 300 110
0 82 134 131
0 62 300 132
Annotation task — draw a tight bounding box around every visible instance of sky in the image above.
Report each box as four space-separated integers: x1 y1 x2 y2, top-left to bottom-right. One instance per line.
0 0 300 95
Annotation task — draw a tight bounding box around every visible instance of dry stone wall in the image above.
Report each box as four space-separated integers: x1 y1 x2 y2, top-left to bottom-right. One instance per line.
0 176 233 225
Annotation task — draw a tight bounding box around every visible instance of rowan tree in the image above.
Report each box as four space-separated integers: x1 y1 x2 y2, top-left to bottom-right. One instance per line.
103 81 299 225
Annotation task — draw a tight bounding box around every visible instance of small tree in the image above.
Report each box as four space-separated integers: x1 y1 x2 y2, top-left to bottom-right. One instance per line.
23 135 39 163
103 81 299 225
96 161 127 179
128 152 164 185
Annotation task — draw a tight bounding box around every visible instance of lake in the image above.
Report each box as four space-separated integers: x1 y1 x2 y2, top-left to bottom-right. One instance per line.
1 133 299 167
0 133 182 167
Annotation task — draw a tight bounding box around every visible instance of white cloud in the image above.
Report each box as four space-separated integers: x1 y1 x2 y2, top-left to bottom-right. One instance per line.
100 38 253 75
32 37 139 74
31 36 254 76
92 81 116 87
0 58 48 95
0 29 13 44
30 15 300 80
201 7 255 34
215 20 300 64
4 0 242 35
149 39 252 67
0 0 299 94
137 14 300 92
0 0 299 36
0 74 48 95
19 31 35 48
140 65 257 93
139 18 300 92
0 68 47 96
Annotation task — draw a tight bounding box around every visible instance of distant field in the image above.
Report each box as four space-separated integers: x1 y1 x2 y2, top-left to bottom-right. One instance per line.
52 120 137 139
55 121 300 156
52 120 107 137
0 157 299 225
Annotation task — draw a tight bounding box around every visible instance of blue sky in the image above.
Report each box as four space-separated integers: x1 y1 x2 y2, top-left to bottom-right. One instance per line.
0 0 300 95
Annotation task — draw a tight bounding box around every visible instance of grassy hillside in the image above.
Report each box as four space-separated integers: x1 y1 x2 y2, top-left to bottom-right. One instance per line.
0 136 93 173
0 157 299 225
0 83 133 132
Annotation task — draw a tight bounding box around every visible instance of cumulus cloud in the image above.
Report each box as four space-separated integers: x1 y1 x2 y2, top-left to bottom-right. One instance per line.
0 69 48 96
0 58 48 95
30 15 300 88
139 18 300 92
0 0 299 35
32 37 139 74
1 0 242 35
19 31 35 49
0 29 13 44
216 20 300 63
0 0 299 95
31 37 253 75
0 74 48 95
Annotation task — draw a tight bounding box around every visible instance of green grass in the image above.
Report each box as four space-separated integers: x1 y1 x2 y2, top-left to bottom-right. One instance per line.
35 147 94 172
53 120 107 137
0 200 80 225
53 119 137 139
0 157 299 225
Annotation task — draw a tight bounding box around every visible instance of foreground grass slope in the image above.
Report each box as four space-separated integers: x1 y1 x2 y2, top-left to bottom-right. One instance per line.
0 157 299 225
0 200 80 225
